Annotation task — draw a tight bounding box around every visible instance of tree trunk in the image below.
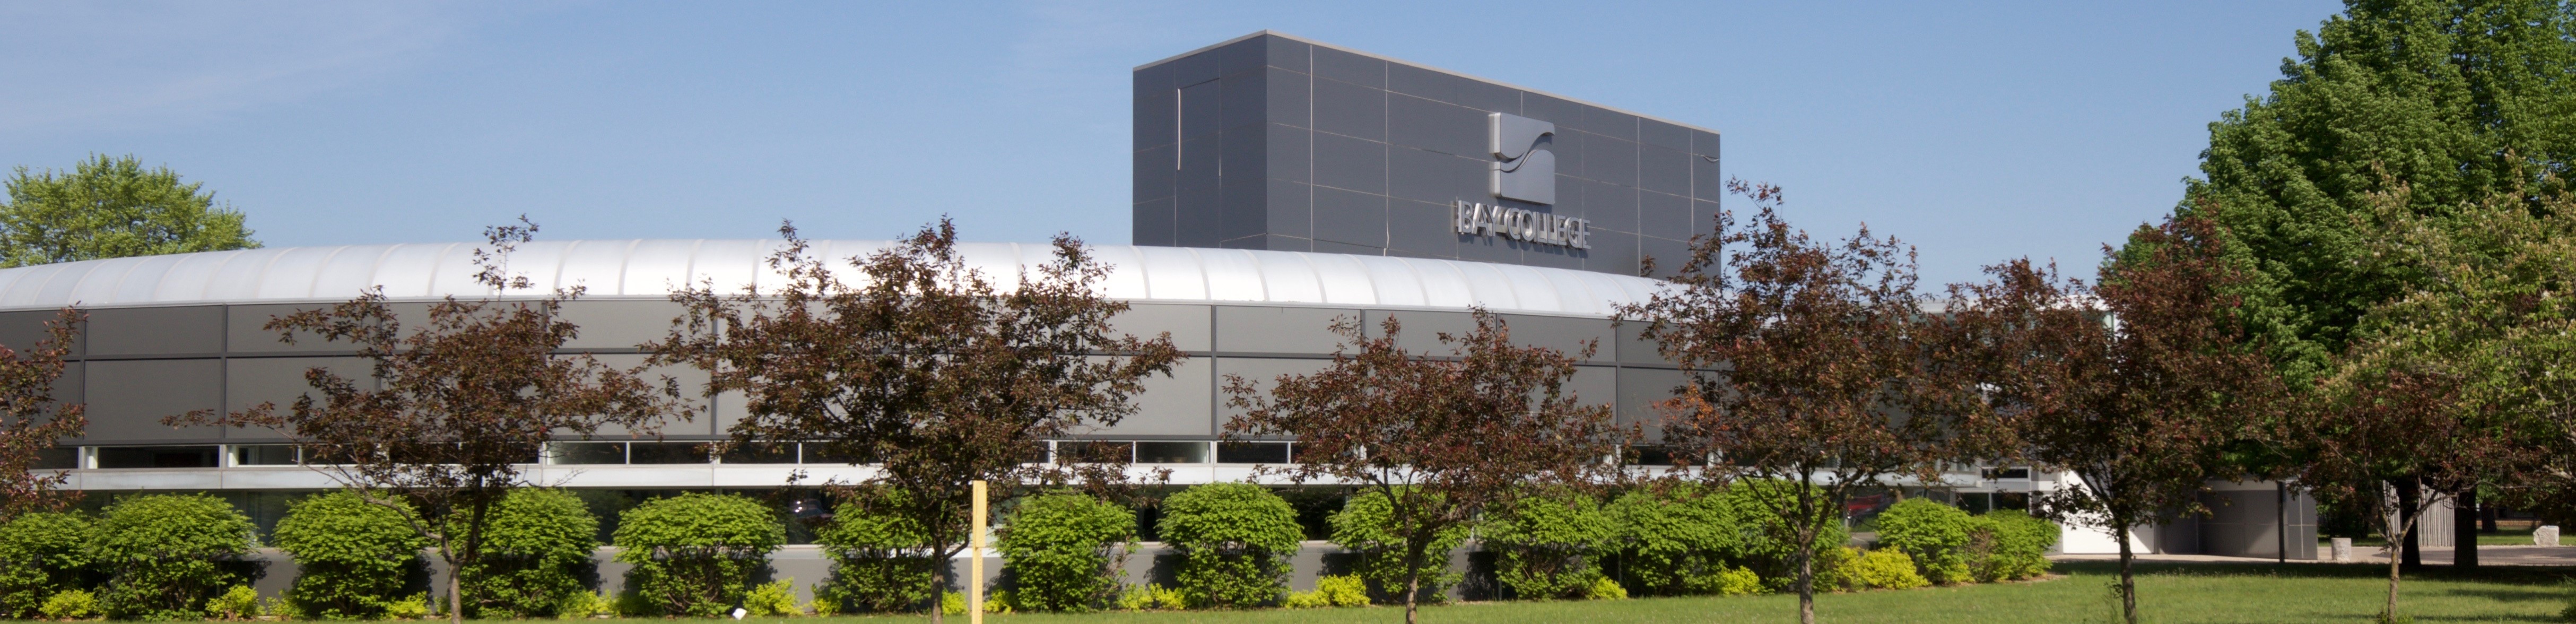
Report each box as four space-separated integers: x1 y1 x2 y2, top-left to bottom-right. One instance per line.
1402 539 1427 624
928 543 950 624
2115 523 2137 624
446 551 464 624
2398 478 2421 570
2453 488 2478 568
2384 519 2405 623
1796 547 1815 624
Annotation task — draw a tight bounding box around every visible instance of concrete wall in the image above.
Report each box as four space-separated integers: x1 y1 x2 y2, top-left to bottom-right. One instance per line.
1132 32 1721 278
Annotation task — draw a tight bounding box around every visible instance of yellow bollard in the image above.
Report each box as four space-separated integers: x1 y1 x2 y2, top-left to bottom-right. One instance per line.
970 480 986 624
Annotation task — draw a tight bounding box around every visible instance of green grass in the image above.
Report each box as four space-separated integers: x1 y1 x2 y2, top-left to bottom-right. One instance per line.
756 561 2574 623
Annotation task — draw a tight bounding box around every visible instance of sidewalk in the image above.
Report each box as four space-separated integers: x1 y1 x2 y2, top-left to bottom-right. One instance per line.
2053 545 2576 567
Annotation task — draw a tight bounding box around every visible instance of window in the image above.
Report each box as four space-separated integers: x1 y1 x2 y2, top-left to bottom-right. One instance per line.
95 446 220 469
31 447 77 470
1137 441 1210 464
1215 441 1289 464
1056 441 1134 464
551 442 626 465
719 442 799 464
232 445 298 466
628 442 710 465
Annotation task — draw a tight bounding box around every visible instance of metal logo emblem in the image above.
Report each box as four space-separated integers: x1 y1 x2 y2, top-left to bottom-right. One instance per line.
1490 112 1556 205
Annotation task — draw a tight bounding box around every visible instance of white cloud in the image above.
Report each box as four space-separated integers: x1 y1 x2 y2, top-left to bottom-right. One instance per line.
0 1 480 133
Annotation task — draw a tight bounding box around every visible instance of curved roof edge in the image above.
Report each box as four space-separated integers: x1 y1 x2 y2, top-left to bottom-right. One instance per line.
0 240 1670 318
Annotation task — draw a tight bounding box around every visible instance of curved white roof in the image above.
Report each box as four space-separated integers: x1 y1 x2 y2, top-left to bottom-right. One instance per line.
0 240 1666 318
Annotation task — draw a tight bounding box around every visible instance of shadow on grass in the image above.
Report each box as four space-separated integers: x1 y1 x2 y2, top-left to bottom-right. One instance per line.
2053 560 2576 585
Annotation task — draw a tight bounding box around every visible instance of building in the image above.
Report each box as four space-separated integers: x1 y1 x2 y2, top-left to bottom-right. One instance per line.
6 31 2309 594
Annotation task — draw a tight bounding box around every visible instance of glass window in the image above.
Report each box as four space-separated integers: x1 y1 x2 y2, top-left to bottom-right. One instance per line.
628 442 710 465
1982 466 2031 480
232 445 298 466
1215 441 1289 464
31 447 77 470
1626 446 1678 466
95 446 220 469
552 442 626 465
1056 441 1133 464
718 441 798 464
1137 441 1210 464
804 444 878 465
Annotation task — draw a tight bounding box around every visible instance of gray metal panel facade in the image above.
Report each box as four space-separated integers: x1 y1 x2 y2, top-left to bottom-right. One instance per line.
1137 32 1720 278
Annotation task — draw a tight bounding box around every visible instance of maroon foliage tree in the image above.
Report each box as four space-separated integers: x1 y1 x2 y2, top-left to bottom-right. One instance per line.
649 220 1183 623
2297 365 2531 622
1622 181 1985 624
175 221 677 624
0 309 83 520
1223 309 1625 624
1945 212 2279 624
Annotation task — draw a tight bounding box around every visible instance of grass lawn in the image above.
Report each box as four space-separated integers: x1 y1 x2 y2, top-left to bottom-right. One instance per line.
767 561 2571 623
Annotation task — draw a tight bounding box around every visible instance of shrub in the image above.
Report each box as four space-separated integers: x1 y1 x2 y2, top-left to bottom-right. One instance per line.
612 492 786 617
742 578 801 617
1965 510 2059 582
1583 576 1627 600
39 590 95 620
1874 498 1972 584
205 585 259 620
1113 584 1185 611
1481 490 1615 600
996 492 1135 611
1717 482 1851 593
273 491 431 619
87 493 258 620
1158 483 1303 608
1282 589 1329 609
553 591 613 620
1604 483 1741 596
1314 574 1369 607
1712 566 1764 595
457 488 599 619
1848 549 1928 590
812 491 939 614
1328 489 1469 604
382 593 431 620
0 512 91 618
1810 545 1861 593
938 591 1011 615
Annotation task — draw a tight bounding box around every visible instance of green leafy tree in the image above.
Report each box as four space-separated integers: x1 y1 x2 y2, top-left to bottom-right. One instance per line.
995 492 1134 612
0 511 90 618
1480 489 1616 601
0 154 257 267
1158 483 1302 608
273 491 431 619
456 488 598 619
612 493 786 617
87 494 258 621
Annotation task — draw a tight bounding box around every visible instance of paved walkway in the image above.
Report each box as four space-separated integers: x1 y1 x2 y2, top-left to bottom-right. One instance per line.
2053 545 2576 566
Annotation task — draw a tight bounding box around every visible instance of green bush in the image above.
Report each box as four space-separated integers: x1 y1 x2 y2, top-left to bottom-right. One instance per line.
1583 576 1627 600
742 578 800 617
938 591 1011 615
381 593 430 620
1481 490 1615 600
1811 545 1861 593
1874 498 1972 584
39 589 96 620
87 493 258 620
812 491 938 614
1158 483 1303 608
273 491 431 619
996 492 1135 612
553 591 613 620
1965 510 2059 582
0 512 92 618
1315 574 1369 607
1604 483 1742 596
205 585 259 620
1712 566 1764 595
612 492 786 617
1717 481 1851 593
1848 549 1928 590
457 488 599 619
1282 589 1329 609
1113 584 1185 611
1328 489 1469 604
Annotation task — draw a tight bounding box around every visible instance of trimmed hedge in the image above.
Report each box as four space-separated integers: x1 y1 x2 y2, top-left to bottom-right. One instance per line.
1158 483 1302 608
996 492 1135 612
1604 484 1745 596
1874 498 1972 584
813 491 938 614
0 512 91 618
457 488 599 618
87 494 259 620
612 492 786 617
1327 489 1469 604
272 491 431 619
1964 510 2058 582
1480 491 1614 601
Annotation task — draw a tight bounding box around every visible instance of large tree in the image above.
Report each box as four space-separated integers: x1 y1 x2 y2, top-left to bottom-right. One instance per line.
1947 213 2281 624
0 309 84 520
1 154 258 267
649 220 1183 623
1222 309 1623 624
1621 181 1984 624
174 221 675 624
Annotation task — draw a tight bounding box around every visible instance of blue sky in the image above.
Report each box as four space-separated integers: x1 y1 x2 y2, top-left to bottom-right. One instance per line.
1 1 2344 286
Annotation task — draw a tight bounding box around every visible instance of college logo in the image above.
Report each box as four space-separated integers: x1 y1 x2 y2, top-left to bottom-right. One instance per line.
1489 112 1556 205
1456 200 1590 249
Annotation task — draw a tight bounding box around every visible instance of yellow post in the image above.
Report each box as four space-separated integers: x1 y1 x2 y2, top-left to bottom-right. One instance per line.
970 480 986 624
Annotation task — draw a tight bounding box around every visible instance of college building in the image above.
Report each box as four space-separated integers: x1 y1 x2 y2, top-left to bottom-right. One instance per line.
7 32 2315 589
